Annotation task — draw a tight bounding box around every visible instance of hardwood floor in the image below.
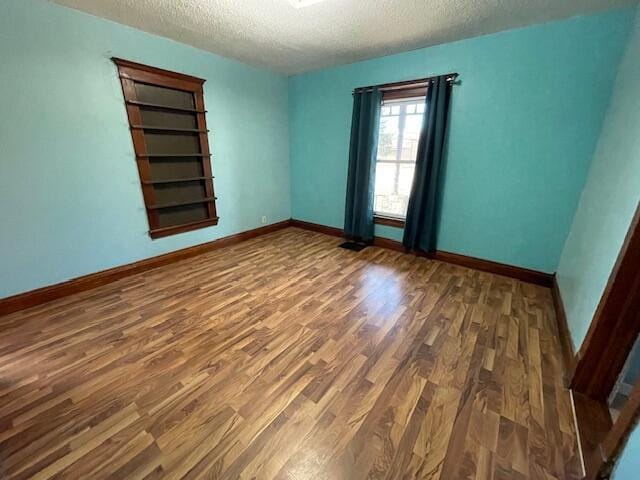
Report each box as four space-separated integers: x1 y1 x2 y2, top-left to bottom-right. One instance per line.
0 228 582 479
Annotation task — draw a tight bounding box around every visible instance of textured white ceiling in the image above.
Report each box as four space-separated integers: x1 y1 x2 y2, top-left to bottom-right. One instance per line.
52 0 636 74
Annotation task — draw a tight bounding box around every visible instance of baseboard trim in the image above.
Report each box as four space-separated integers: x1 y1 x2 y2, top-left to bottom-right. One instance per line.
1 218 556 315
372 236 405 252
551 275 577 383
0 220 292 316
429 250 554 287
290 218 554 287
289 219 343 238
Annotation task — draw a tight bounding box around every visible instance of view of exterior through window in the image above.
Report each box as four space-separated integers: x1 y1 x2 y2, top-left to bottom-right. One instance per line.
374 97 425 219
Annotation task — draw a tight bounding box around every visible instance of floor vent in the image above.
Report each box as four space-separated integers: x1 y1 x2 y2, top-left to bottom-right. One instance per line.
339 241 368 252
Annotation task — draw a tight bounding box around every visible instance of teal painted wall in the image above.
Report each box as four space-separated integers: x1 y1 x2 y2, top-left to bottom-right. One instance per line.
289 9 634 273
0 0 290 298
0 1 638 473
0 1 636 301
555 10 640 478
556 7 640 351
616 425 640 479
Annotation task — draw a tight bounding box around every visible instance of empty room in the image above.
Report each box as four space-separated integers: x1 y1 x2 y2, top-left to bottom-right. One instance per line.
2 0 640 479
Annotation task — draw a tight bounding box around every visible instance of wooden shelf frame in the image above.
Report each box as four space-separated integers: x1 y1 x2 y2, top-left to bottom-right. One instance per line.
113 57 219 238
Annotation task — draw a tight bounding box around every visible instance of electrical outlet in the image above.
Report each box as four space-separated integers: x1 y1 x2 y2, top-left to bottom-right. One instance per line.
261 216 267 224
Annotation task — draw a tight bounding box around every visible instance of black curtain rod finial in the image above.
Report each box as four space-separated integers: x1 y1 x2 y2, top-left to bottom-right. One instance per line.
445 73 460 84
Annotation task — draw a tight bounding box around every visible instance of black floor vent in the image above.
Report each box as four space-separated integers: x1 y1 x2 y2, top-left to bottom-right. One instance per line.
339 241 368 252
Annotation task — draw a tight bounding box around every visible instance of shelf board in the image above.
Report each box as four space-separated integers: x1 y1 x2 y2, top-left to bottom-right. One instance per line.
136 153 211 158
147 197 217 210
149 217 219 239
131 125 207 133
126 100 206 114
143 176 213 185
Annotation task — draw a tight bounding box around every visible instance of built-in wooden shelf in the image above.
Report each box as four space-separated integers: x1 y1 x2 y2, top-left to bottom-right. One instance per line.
114 57 218 239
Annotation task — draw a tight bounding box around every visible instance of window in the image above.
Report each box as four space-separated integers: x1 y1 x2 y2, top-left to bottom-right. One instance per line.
373 96 425 223
113 58 218 239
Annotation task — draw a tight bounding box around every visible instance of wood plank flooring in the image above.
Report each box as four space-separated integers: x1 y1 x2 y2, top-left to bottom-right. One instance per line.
0 228 582 479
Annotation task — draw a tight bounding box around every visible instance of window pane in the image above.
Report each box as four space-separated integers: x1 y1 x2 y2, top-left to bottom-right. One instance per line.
377 116 399 160
398 164 415 196
374 185 410 218
404 113 423 134
374 97 425 218
374 163 396 196
400 114 423 161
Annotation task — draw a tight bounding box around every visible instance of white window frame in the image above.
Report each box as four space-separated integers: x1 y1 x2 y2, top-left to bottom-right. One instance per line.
373 96 426 221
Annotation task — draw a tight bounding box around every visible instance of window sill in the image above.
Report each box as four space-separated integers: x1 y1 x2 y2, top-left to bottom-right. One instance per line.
374 215 405 228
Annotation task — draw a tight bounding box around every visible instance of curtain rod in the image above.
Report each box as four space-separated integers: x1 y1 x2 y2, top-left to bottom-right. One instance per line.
353 73 459 93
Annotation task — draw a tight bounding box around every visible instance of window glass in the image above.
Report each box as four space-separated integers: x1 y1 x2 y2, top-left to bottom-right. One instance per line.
373 98 426 218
